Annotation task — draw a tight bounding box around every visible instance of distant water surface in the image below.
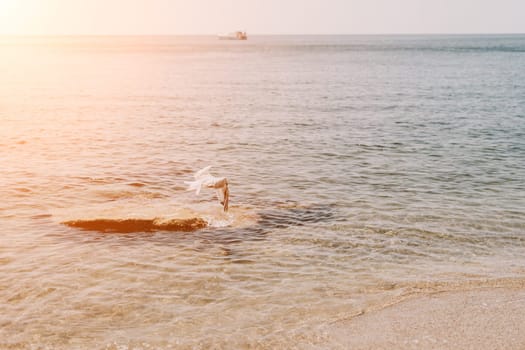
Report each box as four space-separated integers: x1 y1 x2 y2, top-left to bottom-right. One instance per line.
1 35 524 349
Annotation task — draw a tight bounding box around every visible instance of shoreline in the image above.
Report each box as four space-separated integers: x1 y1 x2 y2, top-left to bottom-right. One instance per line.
326 280 525 349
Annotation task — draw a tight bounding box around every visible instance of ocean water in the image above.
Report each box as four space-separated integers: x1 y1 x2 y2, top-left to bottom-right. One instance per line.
1 35 524 348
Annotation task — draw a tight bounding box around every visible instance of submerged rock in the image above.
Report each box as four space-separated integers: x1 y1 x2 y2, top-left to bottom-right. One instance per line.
63 217 207 233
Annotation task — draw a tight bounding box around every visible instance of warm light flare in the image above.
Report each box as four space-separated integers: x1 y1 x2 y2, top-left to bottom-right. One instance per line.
0 0 42 35
0 0 24 34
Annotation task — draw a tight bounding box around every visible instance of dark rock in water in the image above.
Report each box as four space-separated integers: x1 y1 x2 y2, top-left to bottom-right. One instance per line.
63 217 207 233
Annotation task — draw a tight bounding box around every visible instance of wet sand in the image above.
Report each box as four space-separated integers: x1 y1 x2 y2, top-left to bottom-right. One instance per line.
328 284 525 349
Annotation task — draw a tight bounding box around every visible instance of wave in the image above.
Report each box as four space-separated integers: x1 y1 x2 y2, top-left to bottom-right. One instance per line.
63 217 207 233
257 203 336 229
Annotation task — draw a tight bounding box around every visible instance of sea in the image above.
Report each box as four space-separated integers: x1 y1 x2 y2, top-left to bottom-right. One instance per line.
1 35 524 349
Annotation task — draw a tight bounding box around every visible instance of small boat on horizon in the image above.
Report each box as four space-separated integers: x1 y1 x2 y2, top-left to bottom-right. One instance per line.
218 31 247 40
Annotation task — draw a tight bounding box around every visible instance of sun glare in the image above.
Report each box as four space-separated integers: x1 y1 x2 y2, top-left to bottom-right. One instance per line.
0 0 44 35
0 0 24 34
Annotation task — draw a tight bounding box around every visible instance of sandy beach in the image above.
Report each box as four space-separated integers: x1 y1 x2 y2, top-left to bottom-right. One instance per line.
327 281 525 349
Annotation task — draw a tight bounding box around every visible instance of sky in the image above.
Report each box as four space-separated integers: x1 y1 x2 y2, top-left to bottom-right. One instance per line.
1 0 524 35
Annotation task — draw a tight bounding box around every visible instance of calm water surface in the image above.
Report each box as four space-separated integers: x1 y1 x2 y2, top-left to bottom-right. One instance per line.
1 35 525 349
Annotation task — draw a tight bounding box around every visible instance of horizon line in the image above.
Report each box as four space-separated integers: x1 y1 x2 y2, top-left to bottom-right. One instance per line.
1 32 525 37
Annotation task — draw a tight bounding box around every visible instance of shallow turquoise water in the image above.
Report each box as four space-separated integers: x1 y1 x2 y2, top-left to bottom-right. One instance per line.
1 35 524 348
